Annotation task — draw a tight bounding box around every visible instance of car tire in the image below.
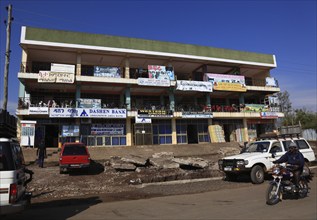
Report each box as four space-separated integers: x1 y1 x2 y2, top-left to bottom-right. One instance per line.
251 165 264 184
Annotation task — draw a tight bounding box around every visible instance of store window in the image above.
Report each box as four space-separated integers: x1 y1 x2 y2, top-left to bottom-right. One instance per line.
152 120 172 144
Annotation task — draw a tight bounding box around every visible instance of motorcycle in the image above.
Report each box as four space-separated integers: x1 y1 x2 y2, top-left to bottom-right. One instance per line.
266 164 312 205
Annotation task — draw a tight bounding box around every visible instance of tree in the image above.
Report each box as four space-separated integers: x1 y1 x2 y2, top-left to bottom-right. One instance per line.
294 108 317 130
276 91 293 125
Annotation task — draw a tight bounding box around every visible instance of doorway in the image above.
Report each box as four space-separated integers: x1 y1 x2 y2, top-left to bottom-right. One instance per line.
134 124 153 145
45 125 59 148
187 124 198 144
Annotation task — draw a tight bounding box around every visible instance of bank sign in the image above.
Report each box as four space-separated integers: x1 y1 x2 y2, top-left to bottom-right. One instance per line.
49 108 126 118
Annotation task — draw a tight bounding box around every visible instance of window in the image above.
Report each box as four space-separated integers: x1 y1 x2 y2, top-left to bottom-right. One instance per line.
295 139 309 149
270 142 282 153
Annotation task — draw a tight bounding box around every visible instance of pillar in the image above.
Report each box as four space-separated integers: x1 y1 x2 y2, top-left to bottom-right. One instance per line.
125 58 130 79
125 87 131 111
172 118 177 144
208 118 213 142
126 118 132 146
75 84 81 107
169 89 175 111
243 118 249 142
76 53 81 76
21 49 28 72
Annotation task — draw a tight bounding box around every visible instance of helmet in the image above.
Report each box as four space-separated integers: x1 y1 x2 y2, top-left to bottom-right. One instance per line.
288 142 298 151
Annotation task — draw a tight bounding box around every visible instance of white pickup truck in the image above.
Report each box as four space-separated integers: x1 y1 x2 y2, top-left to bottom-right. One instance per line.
218 136 316 184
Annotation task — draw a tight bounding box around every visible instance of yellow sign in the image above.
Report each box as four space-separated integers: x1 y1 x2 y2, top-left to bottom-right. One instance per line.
213 82 247 92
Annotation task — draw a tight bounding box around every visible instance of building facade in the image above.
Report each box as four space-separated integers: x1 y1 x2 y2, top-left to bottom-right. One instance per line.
16 26 283 148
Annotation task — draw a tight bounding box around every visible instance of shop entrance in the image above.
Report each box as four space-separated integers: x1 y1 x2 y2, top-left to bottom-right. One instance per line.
45 125 59 148
134 124 153 145
187 124 198 144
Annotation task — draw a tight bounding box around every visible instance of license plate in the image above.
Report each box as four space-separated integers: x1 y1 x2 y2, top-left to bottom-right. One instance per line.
70 164 80 167
224 167 232 171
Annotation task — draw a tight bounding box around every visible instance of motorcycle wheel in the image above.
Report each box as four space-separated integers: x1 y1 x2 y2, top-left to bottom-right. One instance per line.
298 179 309 198
266 183 281 205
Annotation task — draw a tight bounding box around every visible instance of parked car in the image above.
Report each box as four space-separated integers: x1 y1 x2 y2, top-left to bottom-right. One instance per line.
59 142 91 174
218 136 316 184
0 138 33 216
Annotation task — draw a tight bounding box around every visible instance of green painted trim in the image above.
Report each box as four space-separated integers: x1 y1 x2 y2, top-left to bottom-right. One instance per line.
24 27 275 65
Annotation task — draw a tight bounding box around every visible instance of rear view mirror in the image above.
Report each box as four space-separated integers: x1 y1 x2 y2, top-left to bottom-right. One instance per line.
271 152 276 158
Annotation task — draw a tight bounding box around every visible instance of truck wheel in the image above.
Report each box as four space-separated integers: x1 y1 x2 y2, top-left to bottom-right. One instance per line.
251 165 264 184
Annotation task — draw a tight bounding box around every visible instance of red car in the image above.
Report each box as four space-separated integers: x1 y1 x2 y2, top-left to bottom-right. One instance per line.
59 142 91 174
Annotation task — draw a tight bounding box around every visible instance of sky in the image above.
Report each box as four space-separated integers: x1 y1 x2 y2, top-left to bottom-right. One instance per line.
0 0 316 115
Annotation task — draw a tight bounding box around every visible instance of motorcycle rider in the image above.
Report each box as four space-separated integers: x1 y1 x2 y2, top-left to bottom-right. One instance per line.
273 141 305 192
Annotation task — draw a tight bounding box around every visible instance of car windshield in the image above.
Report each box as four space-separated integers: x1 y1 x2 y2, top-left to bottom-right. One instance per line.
244 142 270 153
63 145 87 156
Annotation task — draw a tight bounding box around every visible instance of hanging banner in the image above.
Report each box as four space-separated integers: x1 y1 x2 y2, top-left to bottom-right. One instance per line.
50 108 126 118
166 67 175 80
138 109 173 118
182 111 213 118
176 80 213 92
204 73 246 92
260 112 278 118
77 99 101 108
137 78 170 87
91 124 124 135
94 66 121 78
54 72 75 83
51 63 75 73
265 77 278 87
148 65 170 80
28 107 49 115
38 71 56 83
242 104 269 112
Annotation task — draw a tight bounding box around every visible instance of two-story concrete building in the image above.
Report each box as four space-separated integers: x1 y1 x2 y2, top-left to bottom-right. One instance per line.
16 26 283 148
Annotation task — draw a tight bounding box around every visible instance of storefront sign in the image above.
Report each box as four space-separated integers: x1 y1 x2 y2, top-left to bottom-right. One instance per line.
51 63 75 73
182 111 213 118
137 109 173 118
50 108 126 118
94 66 121 78
78 99 101 108
91 124 124 135
260 112 278 118
176 80 213 92
28 107 49 115
135 116 152 123
204 73 246 92
137 78 170 87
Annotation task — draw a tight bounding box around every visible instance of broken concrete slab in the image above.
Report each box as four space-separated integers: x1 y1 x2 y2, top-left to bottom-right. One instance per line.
111 162 136 171
120 155 147 166
172 157 209 169
152 152 175 159
149 157 180 169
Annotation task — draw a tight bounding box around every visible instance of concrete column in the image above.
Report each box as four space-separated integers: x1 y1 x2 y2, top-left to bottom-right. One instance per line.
126 118 132 146
243 118 249 142
169 89 175 111
160 95 165 107
239 94 245 104
75 84 81 107
21 49 28 72
172 118 177 144
208 118 213 142
125 87 131 111
76 53 81 76
125 58 130 79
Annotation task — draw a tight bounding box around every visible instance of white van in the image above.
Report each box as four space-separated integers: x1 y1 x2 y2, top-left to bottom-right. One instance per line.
0 138 32 216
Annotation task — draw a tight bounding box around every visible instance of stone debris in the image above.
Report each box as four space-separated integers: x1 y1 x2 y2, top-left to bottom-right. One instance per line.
149 157 180 169
120 155 147 166
172 157 209 169
217 147 240 156
152 152 175 159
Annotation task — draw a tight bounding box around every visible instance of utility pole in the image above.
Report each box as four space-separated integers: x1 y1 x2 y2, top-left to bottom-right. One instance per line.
2 4 13 111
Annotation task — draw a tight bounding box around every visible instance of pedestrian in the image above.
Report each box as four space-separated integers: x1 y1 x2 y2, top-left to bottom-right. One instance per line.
37 140 47 168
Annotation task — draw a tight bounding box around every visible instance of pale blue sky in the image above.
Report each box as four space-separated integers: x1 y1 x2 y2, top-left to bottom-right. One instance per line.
0 0 316 114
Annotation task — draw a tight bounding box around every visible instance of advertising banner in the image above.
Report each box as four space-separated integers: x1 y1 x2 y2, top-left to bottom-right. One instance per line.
38 71 56 83
166 67 175 80
138 109 173 118
51 63 75 73
78 99 101 108
62 125 80 137
204 73 246 92
28 107 49 115
265 77 278 87
260 112 278 118
50 108 126 118
137 78 170 87
176 80 213 92
94 66 121 78
135 116 152 123
38 71 74 84
148 65 170 80
242 104 269 112
91 124 124 135
182 111 213 118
